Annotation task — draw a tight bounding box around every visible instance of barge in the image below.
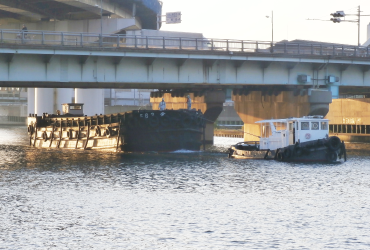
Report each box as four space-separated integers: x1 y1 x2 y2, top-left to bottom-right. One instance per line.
228 116 347 163
27 103 206 152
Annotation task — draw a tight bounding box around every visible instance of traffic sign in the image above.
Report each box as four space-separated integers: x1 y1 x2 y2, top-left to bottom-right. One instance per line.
166 12 181 24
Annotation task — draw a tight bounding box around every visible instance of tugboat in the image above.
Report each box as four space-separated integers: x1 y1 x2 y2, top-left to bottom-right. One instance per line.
228 116 346 163
27 103 206 152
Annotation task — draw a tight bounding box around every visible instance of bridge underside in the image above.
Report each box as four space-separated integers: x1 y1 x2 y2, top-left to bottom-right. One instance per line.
0 0 160 29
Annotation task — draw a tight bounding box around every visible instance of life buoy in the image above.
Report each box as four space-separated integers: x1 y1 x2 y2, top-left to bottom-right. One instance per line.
105 128 111 137
228 148 234 158
305 133 311 139
312 122 319 129
294 147 303 156
195 115 203 127
182 116 192 127
149 115 159 128
67 130 72 139
42 131 48 142
160 115 171 127
277 152 284 161
95 126 101 136
326 151 337 162
283 148 291 158
137 116 146 128
27 125 34 135
327 136 341 151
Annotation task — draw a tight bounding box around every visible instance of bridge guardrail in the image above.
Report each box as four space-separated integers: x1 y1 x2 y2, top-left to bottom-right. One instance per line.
0 29 369 57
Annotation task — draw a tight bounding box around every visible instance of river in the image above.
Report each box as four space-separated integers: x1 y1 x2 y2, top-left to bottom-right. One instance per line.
1 125 370 249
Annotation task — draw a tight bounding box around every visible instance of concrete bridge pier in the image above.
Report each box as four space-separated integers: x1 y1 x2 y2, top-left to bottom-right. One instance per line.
27 88 35 115
75 89 104 116
29 88 74 115
35 88 54 115
233 88 332 141
150 90 226 144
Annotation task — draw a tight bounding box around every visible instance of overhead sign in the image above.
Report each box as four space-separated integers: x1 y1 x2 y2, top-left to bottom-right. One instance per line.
166 12 181 24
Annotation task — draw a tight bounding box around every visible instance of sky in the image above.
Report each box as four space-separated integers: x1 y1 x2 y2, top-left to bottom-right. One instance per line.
160 0 370 46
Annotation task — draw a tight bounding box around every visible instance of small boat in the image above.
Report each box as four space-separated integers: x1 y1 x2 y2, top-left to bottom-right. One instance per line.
228 116 346 163
27 103 206 152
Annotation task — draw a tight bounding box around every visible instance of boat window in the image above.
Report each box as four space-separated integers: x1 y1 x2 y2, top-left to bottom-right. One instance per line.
301 122 310 130
289 123 294 131
262 124 271 138
321 121 328 130
274 122 287 131
70 105 82 110
311 122 319 130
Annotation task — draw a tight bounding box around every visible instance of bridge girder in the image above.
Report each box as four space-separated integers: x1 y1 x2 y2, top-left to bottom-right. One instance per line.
0 46 370 97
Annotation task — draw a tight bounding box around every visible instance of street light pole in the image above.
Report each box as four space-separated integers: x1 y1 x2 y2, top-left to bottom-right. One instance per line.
266 11 274 52
100 0 103 37
357 5 361 46
271 11 274 45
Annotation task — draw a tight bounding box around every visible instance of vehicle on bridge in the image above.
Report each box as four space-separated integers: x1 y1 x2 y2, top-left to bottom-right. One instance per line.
228 116 346 163
27 103 206 152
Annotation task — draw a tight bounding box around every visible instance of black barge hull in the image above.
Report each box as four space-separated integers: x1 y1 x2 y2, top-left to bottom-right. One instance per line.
27 109 205 152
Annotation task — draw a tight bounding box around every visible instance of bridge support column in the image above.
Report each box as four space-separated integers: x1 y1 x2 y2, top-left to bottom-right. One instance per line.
233 89 332 141
150 90 226 144
75 89 104 116
27 88 35 115
57 89 74 114
328 85 339 99
35 88 54 115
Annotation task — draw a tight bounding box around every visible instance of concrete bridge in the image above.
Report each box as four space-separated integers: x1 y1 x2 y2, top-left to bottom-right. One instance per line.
1 29 370 142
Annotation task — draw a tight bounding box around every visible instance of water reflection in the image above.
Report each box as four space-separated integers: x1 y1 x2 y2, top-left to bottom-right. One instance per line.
1 126 370 249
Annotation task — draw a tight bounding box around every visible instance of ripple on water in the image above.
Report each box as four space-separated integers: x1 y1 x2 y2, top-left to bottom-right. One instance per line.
1 127 370 249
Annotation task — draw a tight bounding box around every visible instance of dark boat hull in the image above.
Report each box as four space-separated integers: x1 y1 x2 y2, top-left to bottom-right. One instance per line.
228 137 346 163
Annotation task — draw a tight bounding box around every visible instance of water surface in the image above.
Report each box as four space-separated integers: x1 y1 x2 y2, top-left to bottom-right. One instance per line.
1 126 370 249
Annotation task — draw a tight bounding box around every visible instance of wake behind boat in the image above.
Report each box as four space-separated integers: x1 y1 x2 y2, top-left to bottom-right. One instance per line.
228 116 346 163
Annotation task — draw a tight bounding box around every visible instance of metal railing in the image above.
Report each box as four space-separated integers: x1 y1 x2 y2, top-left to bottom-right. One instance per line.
1 29 369 58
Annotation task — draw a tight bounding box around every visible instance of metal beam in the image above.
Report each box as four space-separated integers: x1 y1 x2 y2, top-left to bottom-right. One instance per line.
339 64 350 72
79 55 90 64
145 57 156 66
203 59 217 67
233 60 245 68
176 58 187 67
0 2 44 20
53 0 130 18
260 61 271 69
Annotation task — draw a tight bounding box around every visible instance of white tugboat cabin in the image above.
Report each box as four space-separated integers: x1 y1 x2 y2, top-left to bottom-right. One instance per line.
257 116 329 150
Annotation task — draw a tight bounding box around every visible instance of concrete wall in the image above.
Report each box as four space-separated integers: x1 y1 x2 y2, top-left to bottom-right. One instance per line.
326 98 370 125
